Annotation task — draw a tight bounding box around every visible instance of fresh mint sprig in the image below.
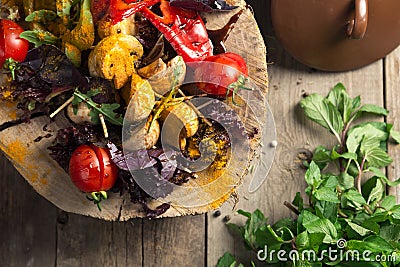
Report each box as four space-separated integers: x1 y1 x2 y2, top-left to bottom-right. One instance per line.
218 83 400 267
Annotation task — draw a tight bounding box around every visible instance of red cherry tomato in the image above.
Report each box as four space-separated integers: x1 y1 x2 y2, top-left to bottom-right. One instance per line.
0 19 29 66
194 52 248 96
69 144 118 193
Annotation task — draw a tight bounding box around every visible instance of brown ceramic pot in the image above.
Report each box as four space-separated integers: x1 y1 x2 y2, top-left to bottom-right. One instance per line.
271 0 400 71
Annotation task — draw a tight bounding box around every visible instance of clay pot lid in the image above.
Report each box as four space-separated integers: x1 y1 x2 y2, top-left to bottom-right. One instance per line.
271 0 400 71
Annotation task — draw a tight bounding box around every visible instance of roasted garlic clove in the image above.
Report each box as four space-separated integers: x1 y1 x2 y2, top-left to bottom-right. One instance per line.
142 56 186 95
66 102 96 125
121 73 155 123
160 102 199 139
124 119 160 150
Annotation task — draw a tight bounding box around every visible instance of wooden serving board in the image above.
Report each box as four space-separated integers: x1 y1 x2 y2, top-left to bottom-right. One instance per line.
0 0 268 220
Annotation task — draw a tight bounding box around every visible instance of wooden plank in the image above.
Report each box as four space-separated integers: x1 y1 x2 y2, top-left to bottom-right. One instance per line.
142 215 205 267
0 115 125 220
207 1 385 265
56 214 143 267
384 46 400 200
0 0 267 220
0 152 57 267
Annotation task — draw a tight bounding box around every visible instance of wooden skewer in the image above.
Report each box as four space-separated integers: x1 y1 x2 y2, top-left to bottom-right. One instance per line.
49 96 74 118
99 114 109 139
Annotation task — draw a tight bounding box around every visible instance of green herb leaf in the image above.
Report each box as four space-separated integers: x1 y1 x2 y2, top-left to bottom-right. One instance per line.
305 161 322 188
341 189 366 209
390 205 400 220
327 83 353 123
368 167 400 187
73 90 123 126
362 177 385 205
302 210 338 243
339 173 355 190
255 225 285 251
315 200 338 223
300 93 343 142
380 196 396 210
312 145 331 169
25 9 57 23
314 187 340 203
363 147 392 168
347 123 387 154
380 225 400 243
292 192 304 211
330 150 357 161
234 209 268 251
345 219 372 237
390 129 400 144
216 252 243 267
357 104 389 116
19 30 59 47
56 0 73 26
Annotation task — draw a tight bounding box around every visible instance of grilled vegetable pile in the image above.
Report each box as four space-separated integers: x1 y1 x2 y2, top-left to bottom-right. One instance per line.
0 0 255 217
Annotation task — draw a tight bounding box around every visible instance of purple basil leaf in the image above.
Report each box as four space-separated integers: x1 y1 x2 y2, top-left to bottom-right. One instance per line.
144 203 171 219
148 149 178 181
169 0 238 12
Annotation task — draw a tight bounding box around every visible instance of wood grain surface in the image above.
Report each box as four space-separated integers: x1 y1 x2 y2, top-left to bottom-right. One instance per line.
0 0 268 220
1 0 400 266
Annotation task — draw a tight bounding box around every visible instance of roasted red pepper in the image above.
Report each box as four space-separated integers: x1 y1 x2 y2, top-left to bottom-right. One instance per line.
107 0 160 24
141 0 213 62
103 0 213 62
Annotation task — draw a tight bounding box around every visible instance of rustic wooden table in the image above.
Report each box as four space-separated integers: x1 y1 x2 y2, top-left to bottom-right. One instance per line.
1 1 400 266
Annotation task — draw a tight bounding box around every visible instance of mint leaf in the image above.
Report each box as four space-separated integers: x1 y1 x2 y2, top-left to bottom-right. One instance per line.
315 200 338 223
302 211 338 243
292 192 304 211
363 147 392 168
327 83 353 123
352 95 361 109
357 104 389 116
345 219 372 236
362 177 385 205
380 196 396 210
341 189 366 208
339 173 355 190
330 150 357 161
300 94 343 142
305 161 322 188
216 252 243 267
255 225 284 251
390 129 400 144
390 205 400 220
312 146 331 169
314 187 340 203
347 123 387 154
368 167 400 186
234 209 268 251
380 225 400 243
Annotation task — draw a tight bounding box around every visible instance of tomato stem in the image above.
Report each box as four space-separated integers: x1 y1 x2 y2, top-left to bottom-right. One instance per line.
227 75 253 106
86 191 108 211
4 58 19 81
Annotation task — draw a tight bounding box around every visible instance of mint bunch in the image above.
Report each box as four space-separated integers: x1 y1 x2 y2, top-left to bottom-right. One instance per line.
218 83 400 267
